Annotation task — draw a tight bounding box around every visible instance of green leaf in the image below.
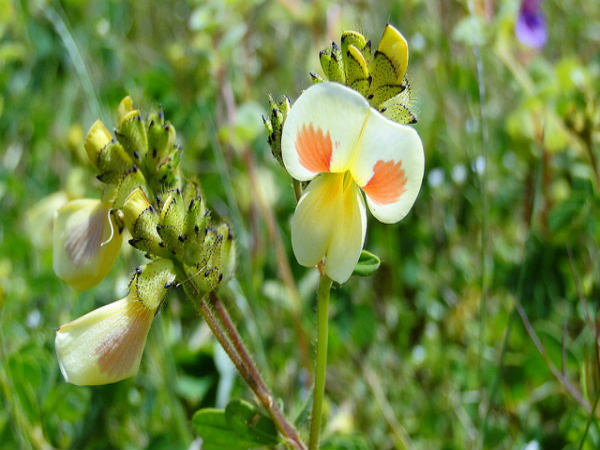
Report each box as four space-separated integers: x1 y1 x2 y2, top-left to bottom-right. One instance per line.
225 399 279 445
192 400 279 450
352 250 381 277
192 409 257 450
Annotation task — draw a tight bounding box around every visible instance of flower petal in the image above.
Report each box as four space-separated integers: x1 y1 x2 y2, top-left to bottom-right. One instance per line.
53 199 123 291
282 82 370 181
291 173 343 267
324 182 366 283
350 109 424 224
55 296 153 386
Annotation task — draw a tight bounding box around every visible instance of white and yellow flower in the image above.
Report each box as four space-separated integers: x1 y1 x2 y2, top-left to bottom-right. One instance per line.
53 199 123 291
281 82 424 283
55 259 176 385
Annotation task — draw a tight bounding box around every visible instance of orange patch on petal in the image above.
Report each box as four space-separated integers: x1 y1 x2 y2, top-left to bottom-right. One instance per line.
295 123 332 173
362 160 407 205
96 300 151 378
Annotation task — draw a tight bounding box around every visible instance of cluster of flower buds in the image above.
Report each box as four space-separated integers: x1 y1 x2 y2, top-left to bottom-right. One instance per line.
53 97 236 385
264 24 417 164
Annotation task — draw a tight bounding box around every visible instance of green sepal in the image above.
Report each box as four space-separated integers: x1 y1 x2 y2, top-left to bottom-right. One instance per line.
378 82 416 124
116 110 148 162
309 72 324 84
131 258 177 311
368 50 398 94
352 250 381 277
368 83 405 108
96 140 134 185
379 102 417 124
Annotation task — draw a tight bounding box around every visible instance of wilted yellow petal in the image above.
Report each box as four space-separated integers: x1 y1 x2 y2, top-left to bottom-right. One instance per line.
55 295 153 385
53 199 122 291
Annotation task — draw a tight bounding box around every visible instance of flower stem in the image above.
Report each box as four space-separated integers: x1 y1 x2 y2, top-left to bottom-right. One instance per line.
308 273 333 450
209 292 307 450
183 280 306 450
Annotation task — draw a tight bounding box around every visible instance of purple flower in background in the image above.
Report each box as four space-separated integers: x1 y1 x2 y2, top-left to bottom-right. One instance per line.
515 0 547 48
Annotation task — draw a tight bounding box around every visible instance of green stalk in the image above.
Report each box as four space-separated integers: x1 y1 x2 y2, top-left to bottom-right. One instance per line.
308 273 333 450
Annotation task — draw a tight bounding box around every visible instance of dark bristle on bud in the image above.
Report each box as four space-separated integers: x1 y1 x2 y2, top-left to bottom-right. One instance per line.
159 242 165 247
218 273 223 282
176 188 181 195
367 94 374 100
194 225 199 233
204 270 211 277
144 253 151 259
149 120 154 127
152 148 157 158
136 266 142 274
133 151 140 159
156 225 162 232
149 204 155 213
178 235 185 242
189 199 195 210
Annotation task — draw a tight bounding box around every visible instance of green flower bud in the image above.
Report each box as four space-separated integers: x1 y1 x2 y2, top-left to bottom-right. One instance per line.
122 187 164 256
342 44 370 96
216 222 236 284
117 96 134 127
157 190 186 253
84 120 113 170
319 42 345 84
147 112 176 169
96 139 135 185
264 95 290 168
116 110 148 162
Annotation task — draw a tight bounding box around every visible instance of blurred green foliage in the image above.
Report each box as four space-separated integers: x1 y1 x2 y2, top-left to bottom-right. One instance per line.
1 0 600 449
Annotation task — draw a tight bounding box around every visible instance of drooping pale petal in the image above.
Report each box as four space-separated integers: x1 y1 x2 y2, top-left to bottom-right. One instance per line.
282 82 369 181
350 109 424 224
323 181 367 283
291 173 343 267
55 296 153 386
53 199 122 291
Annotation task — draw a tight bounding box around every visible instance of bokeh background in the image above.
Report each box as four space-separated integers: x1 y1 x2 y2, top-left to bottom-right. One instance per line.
1 0 600 448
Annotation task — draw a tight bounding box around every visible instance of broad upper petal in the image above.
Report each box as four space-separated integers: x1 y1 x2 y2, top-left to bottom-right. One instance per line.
282 82 369 181
350 109 424 224
324 182 367 283
291 173 343 268
55 296 153 386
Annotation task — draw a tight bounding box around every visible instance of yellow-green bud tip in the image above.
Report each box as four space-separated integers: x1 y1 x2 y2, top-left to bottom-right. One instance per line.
122 187 151 233
84 120 112 169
